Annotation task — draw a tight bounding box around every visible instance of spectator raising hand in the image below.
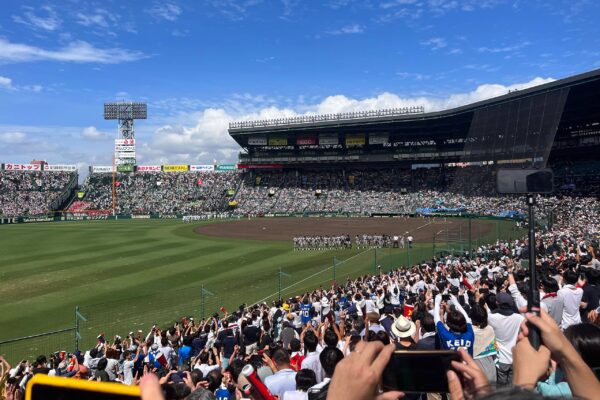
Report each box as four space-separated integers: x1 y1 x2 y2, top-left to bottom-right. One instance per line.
327 341 403 400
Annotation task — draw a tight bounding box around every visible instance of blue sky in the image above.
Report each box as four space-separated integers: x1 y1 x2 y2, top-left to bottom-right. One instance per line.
0 0 599 170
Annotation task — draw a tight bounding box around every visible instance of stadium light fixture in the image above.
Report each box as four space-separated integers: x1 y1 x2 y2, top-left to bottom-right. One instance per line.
228 106 425 130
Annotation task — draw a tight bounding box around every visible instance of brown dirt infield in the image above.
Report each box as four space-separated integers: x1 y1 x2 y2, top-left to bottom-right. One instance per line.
194 217 494 242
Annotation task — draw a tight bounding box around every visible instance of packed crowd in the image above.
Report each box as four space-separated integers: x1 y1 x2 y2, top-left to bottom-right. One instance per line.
3 193 600 400
78 172 239 215
293 235 353 251
0 171 75 217
70 163 600 219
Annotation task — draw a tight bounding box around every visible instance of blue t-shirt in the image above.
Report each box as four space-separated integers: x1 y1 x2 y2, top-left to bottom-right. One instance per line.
178 345 192 366
300 303 312 324
436 321 474 355
215 386 233 400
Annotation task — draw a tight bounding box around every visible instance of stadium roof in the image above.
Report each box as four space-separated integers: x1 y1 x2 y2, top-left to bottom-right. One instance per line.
229 67 600 139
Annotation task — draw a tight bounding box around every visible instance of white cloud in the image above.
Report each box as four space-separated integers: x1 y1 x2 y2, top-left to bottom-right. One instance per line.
75 9 113 28
146 2 182 21
0 77 557 166
326 24 364 35
396 72 430 80
478 41 531 53
141 76 555 164
22 84 43 92
0 76 43 92
0 38 146 64
0 76 13 89
421 37 447 50
0 132 27 144
12 6 61 31
82 126 110 141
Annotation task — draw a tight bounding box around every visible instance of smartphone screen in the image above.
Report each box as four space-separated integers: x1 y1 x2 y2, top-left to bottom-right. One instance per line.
441 294 451 301
479 288 489 295
26 375 140 400
382 350 461 393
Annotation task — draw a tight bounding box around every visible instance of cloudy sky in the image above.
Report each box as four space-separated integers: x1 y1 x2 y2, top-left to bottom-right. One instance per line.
0 0 599 172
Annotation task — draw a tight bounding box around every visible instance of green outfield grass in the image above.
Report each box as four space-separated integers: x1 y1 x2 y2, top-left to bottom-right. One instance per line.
0 217 519 362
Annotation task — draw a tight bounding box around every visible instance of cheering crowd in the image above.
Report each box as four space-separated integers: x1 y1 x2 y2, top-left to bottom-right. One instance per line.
0 171 75 217
3 196 600 400
78 172 239 215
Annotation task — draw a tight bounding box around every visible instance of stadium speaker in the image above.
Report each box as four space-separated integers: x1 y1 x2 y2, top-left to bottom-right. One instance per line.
496 168 554 194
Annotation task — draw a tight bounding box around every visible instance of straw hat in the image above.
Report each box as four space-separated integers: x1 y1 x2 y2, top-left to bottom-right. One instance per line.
391 316 416 339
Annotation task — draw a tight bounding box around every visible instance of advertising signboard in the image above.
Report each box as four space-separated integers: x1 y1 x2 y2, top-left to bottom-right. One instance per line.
319 134 338 145
248 135 267 146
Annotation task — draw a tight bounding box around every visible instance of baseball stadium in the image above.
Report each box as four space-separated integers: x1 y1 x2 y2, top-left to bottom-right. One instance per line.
1 67 600 397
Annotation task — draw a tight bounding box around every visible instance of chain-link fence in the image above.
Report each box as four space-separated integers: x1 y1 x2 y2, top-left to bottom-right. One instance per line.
0 328 76 365
433 217 524 256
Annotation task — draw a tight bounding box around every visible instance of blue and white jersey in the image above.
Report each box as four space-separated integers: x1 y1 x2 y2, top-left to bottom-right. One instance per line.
300 303 312 324
436 322 475 355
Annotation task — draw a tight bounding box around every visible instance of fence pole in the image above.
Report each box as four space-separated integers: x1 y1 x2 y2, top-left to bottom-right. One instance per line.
374 248 377 274
75 306 86 352
75 306 79 352
432 234 436 258
333 257 336 282
278 267 282 301
468 216 472 255
201 285 205 320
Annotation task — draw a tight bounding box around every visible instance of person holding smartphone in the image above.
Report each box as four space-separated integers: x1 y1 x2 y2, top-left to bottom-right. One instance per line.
433 293 474 356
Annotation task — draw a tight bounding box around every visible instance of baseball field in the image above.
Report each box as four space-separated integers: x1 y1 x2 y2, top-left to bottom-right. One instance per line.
0 216 521 362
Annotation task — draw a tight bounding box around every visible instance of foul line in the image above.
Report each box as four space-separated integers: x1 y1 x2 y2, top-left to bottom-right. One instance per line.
414 220 433 231
250 248 372 306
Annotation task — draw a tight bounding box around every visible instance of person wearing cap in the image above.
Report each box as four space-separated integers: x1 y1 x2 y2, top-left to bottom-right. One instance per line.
485 292 524 386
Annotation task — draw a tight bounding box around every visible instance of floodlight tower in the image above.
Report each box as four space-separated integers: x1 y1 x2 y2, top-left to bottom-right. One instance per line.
103 102 147 214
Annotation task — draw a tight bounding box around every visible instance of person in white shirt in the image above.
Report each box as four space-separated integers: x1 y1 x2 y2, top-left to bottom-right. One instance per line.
282 369 316 400
264 349 297 399
558 270 584 330
486 292 524 386
301 332 324 383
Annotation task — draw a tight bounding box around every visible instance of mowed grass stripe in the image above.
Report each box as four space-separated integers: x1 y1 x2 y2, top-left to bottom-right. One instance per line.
0 235 158 267
0 241 196 299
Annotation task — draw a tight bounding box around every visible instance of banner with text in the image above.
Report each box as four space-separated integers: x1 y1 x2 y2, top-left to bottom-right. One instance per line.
319 134 338 145
115 139 135 145
268 135 288 146
91 166 115 173
163 165 189 172
136 165 162 172
296 135 317 145
3 163 42 171
369 133 389 145
190 165 215 172
345 134 365 147
45 164 78 172
248 135 267 146
215 164 237 171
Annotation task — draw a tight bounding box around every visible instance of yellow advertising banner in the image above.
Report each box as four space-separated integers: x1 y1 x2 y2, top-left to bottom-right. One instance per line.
163 165 188 172
268 136 288 146
345 134 365 146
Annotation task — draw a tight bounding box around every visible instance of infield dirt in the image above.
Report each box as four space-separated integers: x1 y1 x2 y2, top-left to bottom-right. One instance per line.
194 216 493 242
